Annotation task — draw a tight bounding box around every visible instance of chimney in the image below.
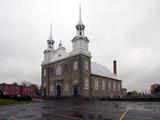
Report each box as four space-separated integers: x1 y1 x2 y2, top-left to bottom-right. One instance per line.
113 60 117 76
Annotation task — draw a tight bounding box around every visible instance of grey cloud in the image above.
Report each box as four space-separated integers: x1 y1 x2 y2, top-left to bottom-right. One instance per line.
0 0 160 92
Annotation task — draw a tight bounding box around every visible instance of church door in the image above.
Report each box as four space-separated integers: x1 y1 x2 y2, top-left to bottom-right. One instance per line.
56 85 61 98
74 86 79 97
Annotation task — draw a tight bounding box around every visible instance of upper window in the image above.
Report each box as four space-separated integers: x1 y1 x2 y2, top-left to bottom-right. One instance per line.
95 79 99 90
73 79 78 84
102 80 106 90
84 78 89 90
113 82 116 91
118 83 121 91
43 82 46 88
43 69 46 76
84 61 89 70
108 81 111 90
64 84 69 92
56 65 62 75
50 85 54 93
73 61 78 71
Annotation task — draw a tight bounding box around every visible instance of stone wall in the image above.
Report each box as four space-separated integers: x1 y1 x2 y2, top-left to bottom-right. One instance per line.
91 75 122 98
41 54 91 98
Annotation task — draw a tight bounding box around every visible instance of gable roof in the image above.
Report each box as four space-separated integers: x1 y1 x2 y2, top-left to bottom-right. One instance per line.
91 62 118 80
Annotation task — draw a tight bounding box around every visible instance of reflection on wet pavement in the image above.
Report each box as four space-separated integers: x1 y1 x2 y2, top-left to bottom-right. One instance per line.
0 101 159 120
70 112 112 120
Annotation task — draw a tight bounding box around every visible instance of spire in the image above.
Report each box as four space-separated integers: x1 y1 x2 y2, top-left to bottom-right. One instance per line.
78 4 83 24
48 23 53 40
47 24 55 49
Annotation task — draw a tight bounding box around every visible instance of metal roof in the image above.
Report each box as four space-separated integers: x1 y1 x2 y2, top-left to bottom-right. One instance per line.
91 62 118 79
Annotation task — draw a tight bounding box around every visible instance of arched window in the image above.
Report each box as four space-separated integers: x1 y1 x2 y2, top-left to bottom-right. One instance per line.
64 84 69 92
56 65 62 75
73 79 78 84
118 83 121 91
113 82 116 91
43 82 46 88
50 85 54 93
108 81 111 90
95 79 99 90
102 80 106 90
43 69 46 76
73 61 78 71
84 78 89 90
84 61 89 70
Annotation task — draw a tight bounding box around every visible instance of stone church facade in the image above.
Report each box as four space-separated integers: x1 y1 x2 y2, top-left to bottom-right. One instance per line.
41 6 124 98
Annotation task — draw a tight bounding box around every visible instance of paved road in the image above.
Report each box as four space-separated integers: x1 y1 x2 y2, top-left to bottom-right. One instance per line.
0 100 160 120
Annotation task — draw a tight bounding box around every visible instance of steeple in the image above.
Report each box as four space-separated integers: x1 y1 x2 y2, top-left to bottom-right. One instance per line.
48 23 53 40
71 4 90 57
78 4 83 25
47 24 55 49
76 4 85 36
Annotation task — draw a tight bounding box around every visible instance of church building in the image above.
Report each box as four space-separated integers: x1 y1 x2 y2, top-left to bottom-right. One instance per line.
41 6 124 98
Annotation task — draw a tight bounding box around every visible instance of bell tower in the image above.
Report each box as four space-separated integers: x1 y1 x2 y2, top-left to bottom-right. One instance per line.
71 4 91 57
43 24 55 63
47 24 55 49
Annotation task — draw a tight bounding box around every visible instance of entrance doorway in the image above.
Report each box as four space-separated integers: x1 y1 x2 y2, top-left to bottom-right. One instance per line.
56 85 61 98
74 86 79 97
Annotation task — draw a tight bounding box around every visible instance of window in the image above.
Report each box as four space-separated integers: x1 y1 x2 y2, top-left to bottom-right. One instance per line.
118 83 121 91
50 85 54 93
64 84 69 92
108 81 111 90
56 65 62 75
84 78 89 90
43 82 46 88
73 79 78 84
102 80 105 90
113 82 116 91
95 79 99 90
64 64 68 73
84 61 89 70
43 69 46 76
73 61 78 71
79 31 82 35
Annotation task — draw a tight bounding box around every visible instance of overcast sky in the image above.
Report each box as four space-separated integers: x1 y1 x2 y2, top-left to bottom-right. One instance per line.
0 0 160 92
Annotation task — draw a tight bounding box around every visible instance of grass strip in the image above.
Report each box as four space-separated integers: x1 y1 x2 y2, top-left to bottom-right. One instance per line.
0 99 36 105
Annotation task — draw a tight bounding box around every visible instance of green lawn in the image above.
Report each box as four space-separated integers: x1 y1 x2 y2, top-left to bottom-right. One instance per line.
0 99 36 105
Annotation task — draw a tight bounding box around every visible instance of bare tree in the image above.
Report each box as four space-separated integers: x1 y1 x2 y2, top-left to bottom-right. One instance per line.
150 84 160 96
20 81 31 87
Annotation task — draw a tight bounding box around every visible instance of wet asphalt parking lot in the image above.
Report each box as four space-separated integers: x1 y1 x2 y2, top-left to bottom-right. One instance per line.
0 99 160 120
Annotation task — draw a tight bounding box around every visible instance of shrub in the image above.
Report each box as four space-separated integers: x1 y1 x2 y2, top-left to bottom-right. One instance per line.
14 96 32 101
1 95 11 99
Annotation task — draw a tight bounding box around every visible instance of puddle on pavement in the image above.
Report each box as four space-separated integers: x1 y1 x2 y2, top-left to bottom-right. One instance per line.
71 112 112 120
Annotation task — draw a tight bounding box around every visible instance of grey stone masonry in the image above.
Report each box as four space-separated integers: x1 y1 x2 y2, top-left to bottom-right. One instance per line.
41 54 91 98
